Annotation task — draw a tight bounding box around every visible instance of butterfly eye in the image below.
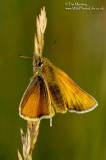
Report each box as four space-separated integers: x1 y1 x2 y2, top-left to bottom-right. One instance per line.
39 61 43 67
37 59 43 67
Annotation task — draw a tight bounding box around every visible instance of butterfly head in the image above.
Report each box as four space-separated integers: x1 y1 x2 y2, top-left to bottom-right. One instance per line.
33 55 42 75
33 54 51 77
33 55 43 67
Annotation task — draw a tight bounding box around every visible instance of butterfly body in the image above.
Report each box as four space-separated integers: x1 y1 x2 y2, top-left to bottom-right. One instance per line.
19 55 98 121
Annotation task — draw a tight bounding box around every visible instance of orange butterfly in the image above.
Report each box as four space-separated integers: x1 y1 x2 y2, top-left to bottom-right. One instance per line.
19 54 98 123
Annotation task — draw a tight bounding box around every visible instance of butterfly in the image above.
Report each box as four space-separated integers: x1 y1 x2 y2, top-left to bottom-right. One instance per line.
19 53 98 124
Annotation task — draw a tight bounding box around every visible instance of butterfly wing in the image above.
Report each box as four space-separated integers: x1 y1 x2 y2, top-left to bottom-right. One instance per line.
56 67 98 113
44 64 98 114
19 76 54 121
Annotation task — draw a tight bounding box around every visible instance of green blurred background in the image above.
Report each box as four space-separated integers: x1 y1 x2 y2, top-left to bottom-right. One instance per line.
0 0 106 160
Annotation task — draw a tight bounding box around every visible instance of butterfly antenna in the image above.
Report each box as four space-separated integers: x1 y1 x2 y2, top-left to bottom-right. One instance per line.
19 55 32 59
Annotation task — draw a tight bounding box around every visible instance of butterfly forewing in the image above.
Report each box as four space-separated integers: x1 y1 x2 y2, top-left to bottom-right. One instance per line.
55 67 98 113
19 76 54 121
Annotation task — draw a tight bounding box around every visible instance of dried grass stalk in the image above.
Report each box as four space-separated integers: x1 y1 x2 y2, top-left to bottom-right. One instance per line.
18 6 47 160
34 7 47 56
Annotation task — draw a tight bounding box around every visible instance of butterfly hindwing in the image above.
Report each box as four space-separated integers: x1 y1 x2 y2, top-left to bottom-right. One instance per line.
42 62 68 113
